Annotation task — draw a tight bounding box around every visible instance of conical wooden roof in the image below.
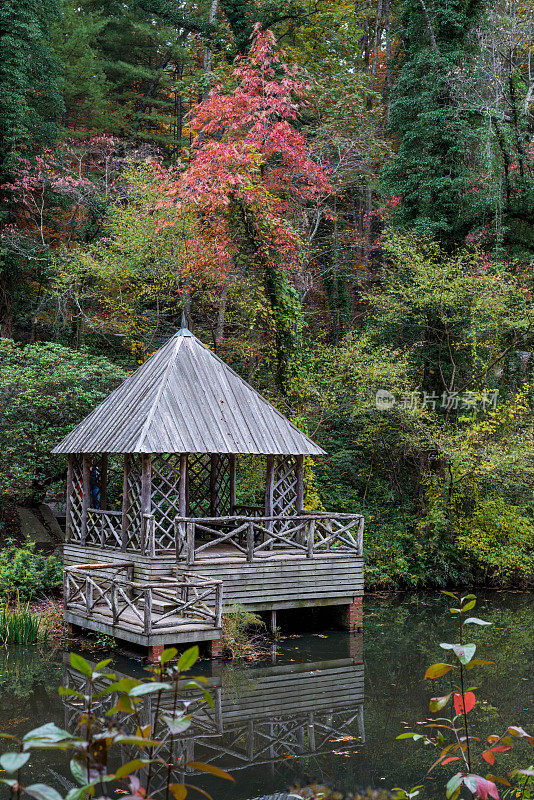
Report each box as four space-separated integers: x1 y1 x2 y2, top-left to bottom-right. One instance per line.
52 329 325 455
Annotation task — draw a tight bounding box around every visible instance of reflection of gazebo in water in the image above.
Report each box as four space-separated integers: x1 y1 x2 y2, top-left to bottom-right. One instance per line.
61 635 365 792
55 326 364 653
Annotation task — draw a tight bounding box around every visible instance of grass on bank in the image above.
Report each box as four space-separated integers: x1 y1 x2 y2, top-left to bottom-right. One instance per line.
0 598 52 644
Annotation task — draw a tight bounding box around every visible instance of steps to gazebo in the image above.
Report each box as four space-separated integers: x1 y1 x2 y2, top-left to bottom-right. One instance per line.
63 563 223 647
54 326 365 651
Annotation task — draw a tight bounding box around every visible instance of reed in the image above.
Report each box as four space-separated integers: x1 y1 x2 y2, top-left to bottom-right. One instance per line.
0 598 51 644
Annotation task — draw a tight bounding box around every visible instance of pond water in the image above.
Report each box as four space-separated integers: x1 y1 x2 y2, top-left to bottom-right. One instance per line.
0 592 532 798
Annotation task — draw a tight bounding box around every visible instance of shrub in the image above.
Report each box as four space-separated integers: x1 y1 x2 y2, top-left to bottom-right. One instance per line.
221 604 265 658
0 338 127 507
0 540 62 601
456 497 534 584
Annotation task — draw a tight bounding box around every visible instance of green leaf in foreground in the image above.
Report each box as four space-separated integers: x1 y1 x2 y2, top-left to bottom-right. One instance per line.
24 784 64 800
452 643 476 665
177 646 199 671
429 693 451 712
129 681 171 697
69 653 93 678
115 759 152 778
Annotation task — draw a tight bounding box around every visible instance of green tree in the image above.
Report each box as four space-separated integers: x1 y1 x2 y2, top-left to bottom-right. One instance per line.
382 0 483 244
52 0 108 131
0 0 64 335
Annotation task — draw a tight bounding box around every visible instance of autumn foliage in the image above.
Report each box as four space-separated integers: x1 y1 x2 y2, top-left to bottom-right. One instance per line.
157 25 333 278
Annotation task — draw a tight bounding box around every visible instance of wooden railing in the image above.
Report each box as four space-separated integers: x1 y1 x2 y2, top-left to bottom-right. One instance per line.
64 564 223 634
71 508 363 563
86 508 123 548
173 513 364 565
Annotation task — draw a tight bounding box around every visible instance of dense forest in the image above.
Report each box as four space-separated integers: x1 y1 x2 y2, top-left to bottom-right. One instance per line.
0 0 533 588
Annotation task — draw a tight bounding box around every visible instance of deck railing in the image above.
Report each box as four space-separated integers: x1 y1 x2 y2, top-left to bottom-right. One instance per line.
173 512 364 565
86 508 123 548
70 509 363 562
64 563 223 634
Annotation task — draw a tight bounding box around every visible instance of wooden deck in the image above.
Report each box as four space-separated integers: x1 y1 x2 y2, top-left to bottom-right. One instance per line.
65 606 221 646
64 542 364 612
63 511 364 648
63 562 223 647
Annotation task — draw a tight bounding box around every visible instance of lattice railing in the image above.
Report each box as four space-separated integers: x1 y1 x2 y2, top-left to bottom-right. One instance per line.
174 513 364 565
151 453 182 551
85 508 123 548
187 454 211 517
211 455 231 516
64 564 223 634
273 455 298 520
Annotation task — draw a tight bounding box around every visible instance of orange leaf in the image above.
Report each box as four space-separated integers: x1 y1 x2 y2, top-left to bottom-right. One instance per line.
482 750 495 765
186 762 235 781
169 786 187 800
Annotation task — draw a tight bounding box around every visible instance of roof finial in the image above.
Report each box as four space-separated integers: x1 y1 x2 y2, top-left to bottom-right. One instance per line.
175 308 193 337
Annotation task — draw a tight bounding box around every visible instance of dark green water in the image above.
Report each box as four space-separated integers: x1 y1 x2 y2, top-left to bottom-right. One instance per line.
0 593 532 798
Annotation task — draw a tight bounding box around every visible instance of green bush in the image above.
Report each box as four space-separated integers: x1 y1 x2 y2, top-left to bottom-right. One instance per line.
0 338 127 507
222 604 265 658
456 496 534 584
0 540 62 601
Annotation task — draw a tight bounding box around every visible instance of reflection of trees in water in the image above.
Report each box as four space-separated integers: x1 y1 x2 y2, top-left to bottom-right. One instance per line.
361 593 533 793
0 646 62 732
0 645 60 697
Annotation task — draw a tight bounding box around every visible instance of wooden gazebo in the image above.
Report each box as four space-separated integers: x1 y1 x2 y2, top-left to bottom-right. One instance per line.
55 327 364 653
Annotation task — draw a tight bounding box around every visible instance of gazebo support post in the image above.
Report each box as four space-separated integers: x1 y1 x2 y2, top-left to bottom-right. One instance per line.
295 454 305 545
179 455 187 516
229 454 237 514
100 454 108 510
81 455 91 545
121 454 130 551
264 455 275 534
295 455 304 513
65 455 73 540
176 454 188 559
209 454 219 516
141 454 151 552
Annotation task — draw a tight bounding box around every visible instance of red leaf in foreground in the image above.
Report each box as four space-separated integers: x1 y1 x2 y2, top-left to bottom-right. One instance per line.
453 691 476 715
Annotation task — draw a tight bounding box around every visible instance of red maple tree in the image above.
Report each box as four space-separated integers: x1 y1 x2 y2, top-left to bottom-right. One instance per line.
158 24 334 277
